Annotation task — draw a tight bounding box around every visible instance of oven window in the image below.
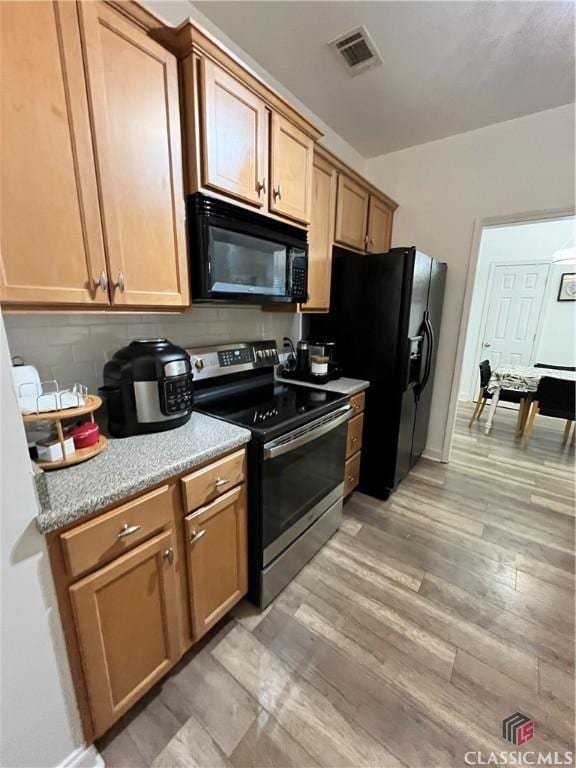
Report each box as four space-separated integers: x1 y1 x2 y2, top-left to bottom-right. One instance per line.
208 226 287 296
262 420 347 555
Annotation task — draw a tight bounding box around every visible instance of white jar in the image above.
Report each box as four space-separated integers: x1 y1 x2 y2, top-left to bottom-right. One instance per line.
310 355 329 375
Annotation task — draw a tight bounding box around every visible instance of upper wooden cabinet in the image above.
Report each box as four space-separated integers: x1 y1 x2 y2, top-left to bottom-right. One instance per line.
79 3 188 307
335 172 395 254
269 113 314 224
200 58 268 208
367 195 393 253
70 530 181 736
0 1 108 306
335 174 370 251
302 155 337 312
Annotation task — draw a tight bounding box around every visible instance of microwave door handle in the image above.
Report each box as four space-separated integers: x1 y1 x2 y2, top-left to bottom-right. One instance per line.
264 405 353 460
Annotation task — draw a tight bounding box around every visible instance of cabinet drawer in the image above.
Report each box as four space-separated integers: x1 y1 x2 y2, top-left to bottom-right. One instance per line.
181 449 246 514
344 451 361 496
60 485 172 580
346 413 364 459
350 391 365 415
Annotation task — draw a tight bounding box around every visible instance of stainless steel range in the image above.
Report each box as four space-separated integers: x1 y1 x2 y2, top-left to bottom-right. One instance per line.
187 339 352 608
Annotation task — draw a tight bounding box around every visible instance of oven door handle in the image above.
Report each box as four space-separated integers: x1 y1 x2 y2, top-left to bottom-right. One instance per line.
263 404 353 460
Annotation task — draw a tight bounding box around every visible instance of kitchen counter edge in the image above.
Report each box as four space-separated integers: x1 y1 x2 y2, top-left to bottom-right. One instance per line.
34 413 251 534
275 373 370 396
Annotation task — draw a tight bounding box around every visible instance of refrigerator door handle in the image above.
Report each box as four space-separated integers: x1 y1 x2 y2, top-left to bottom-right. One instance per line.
417 311 434 398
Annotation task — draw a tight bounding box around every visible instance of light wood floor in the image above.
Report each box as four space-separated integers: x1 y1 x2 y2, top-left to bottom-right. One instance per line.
99 402 575 767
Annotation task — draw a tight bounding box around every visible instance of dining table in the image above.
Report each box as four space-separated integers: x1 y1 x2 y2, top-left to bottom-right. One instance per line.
484 364 576 434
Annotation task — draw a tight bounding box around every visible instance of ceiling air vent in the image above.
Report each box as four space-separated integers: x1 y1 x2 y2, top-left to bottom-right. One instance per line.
329 26 382 76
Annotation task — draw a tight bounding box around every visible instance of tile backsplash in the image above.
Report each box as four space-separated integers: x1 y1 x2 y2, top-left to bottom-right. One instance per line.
3 307 300 395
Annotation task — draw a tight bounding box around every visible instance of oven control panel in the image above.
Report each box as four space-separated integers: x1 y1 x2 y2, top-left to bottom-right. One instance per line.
186 341 278 381
218 347 254 367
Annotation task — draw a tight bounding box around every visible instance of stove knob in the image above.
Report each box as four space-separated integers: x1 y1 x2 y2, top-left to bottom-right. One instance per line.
194 358 204 371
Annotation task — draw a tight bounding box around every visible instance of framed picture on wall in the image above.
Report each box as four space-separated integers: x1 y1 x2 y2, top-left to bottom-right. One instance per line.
557 272 576 301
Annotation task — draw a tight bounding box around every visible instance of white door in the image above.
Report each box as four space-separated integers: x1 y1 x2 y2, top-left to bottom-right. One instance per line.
481 263 549 368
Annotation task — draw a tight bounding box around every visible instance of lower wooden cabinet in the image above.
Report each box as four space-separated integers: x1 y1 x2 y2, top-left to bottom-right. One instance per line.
344 451 362 496
69 530 180 735
344 392 366 496
185 485 248 639
49 449 248 741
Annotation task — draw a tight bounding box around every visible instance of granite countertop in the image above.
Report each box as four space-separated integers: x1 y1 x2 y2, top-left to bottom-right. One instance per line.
275 372 370 396
34 413 251 534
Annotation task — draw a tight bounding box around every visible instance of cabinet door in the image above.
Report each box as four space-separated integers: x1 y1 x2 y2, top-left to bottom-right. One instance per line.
334 174 370 251
269 113 314 224
367 196 393 253
69 530 180 736
79 3 188 307
302 156 337 311
185 486 247 639
200 58 268 208
0 1 108 306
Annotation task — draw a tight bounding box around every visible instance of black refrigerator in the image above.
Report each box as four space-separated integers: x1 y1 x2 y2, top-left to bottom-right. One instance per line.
308 246 446 500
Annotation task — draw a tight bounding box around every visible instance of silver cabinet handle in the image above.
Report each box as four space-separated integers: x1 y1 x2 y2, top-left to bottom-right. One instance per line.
97 271 108 294
256 179 266 196
351 436 359 443
113 272 126 292
273 185 282 200
163 547 174 564
190 528 206 544
117 523 141 539
214 477 229 487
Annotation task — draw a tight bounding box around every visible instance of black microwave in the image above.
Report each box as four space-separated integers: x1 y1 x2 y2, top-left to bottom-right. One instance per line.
187 194 308 303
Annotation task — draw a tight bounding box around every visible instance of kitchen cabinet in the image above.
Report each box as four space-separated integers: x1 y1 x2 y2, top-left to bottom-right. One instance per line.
79 2 188 307
185 485 248 639
301 154 337 312
344 392 366 495
200 58 268 208
335 174 395 254
367 195 393 253
47 448 248 741
269 113 314 224
335 174 370 251
0 1 108 306
70 530 180 735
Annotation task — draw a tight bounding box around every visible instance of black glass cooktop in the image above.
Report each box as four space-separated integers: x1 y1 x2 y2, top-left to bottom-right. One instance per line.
195 382 347 441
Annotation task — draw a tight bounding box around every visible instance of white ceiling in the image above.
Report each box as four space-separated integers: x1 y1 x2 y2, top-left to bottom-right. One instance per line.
179 1 575 158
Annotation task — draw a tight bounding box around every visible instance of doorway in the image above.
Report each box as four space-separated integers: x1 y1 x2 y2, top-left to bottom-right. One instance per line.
459 216 575 404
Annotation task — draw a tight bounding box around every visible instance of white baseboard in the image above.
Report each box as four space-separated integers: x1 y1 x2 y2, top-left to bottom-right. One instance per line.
422 447 444 463
59 744 104 768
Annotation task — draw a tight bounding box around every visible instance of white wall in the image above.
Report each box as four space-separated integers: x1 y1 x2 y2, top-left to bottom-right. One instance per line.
460 218 576 399
364 104 575 460
538 259 576 367
0 314 91 768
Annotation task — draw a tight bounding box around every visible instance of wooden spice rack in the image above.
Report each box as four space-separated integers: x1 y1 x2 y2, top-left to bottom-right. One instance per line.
23 395 107 470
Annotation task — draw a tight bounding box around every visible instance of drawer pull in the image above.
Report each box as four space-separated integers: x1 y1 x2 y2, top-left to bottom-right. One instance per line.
214 477 229 487
348 475 356 482
117 523 141 539
190 528 206 544
163 547 174 565
352 436 359 443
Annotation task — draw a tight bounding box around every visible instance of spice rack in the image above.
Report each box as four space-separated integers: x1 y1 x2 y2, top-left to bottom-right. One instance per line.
23 395 107 470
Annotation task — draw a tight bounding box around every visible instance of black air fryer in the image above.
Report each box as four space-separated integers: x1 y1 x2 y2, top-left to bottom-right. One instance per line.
100 339 193 437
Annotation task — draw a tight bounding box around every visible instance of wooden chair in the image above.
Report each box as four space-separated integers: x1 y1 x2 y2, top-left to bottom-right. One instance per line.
468 359 527 432
523 376 576 447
